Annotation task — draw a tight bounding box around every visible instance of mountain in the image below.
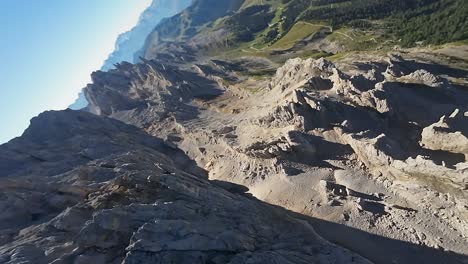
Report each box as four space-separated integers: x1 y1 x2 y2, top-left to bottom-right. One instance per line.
2 0 468 263
140 0 245 59
0 110 371 263
139 0 467 62
101 0 192 71
69 0 192 110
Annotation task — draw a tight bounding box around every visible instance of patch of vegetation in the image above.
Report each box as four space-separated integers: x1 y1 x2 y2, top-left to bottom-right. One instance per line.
246 86 264 94
226 5 275 42
220 78 236 87
326 27 381 51
299 50 333 59
326 52 350 62
269 22 325 50
235 68 277 79
207 0 467 60
298 0 467 47
301 0 440 26
390 0 468 46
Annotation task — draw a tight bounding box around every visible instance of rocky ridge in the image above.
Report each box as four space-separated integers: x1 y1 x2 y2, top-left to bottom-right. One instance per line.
0 111 370 264
69 0 191 110
80 50 468 263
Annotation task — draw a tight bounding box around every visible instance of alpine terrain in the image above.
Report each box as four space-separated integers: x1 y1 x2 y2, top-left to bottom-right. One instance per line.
1 0 468 263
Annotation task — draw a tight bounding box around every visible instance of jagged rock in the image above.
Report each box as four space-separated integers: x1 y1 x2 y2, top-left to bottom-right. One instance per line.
269 58 335 92
5 245 46 264
217 126 236 134
337 130 404 170
126 219 256 253
403 69 447 88
384 53 407 77
255 104 306 129
241 131 316 160
0 110 369 264
84 59 222 124
421 109 468 158
392 156 468 186
242 138 292 159
359 82 392 113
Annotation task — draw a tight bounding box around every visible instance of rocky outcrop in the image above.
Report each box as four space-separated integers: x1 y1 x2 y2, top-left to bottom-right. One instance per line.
268 58 335 91
338 130 404 170
84 59 222 125
401 69 448 88
69 0 192 110
76 49 468 262
392 156 468 186
0 110 370 264
421 109 468 159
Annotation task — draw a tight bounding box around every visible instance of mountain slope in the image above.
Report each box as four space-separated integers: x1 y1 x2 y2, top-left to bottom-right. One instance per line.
69 0 191 110
140 0 468 63
101 0 192 71
79 1 468 262
2 1 468 263
141 0 245 60
0 110 370 264
81 49 468 263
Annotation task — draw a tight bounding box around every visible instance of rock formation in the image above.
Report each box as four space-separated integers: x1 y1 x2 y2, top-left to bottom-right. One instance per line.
0 110 371 264
78 52 468 263
69 0 191 110
421 109 468 159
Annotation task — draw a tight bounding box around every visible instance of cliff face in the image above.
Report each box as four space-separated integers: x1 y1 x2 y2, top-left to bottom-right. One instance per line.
3 0 468 263
69 0 191 110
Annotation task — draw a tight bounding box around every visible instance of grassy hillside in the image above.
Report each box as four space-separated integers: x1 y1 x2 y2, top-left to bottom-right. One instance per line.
269 22 325 50
221 0 468 49
141 0 468 61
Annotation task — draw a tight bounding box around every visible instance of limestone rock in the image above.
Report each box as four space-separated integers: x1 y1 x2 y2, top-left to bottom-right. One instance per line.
392 156 468 186
403 69 447 88
0 110 368 264
421 109 468 158
338 130 404 170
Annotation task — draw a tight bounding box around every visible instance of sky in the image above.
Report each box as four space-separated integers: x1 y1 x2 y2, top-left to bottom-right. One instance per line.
0 0 152 144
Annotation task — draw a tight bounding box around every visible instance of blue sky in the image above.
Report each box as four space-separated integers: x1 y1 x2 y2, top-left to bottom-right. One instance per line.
0 0 151 143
